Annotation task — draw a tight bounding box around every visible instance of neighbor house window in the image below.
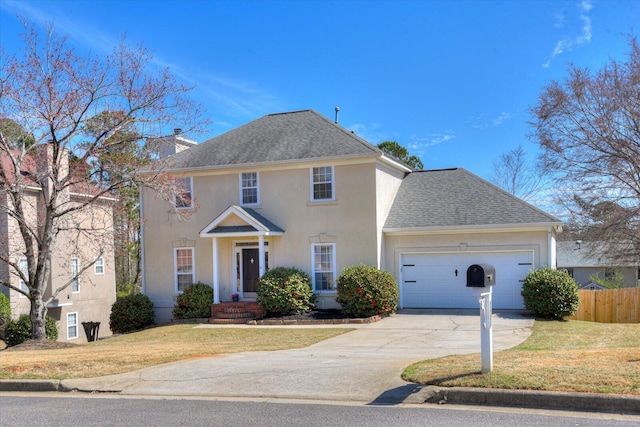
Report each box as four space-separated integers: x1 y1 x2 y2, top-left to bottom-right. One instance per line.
174 247 195 292
312 243 336 291
71 258 80 293
240 172 259 205
175 176 193 209
19 257 28 297
67 312 78 340
565 268 574 278
94 257 104 275
311 166 334 201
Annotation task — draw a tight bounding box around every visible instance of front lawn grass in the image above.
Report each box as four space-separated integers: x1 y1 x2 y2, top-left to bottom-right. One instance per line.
0 325 352 380
402 320 640 395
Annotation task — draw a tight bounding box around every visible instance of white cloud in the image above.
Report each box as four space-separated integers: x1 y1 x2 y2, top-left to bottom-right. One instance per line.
543 0 593 68
492 112 511 126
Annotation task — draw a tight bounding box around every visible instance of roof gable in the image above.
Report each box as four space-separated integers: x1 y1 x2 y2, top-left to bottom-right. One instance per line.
384 168 560 231
200 205 284 237
166 110 385 170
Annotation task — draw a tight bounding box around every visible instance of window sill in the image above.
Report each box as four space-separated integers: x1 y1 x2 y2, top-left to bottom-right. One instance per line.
308 200 337 206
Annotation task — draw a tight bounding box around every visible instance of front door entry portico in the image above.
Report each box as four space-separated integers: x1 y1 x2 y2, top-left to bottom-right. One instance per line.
242 248 260 293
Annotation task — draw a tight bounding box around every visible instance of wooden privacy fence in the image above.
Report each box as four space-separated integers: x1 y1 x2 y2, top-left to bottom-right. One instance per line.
568 288 640 323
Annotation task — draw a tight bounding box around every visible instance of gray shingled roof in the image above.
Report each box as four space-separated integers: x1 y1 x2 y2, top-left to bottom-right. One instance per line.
166 110 383 170
384 168 560 229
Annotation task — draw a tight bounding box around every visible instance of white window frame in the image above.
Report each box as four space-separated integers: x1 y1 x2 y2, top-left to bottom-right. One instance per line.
71 257 80 293
310 166 334 202
311 243 336 292
174 247 195 293
239 172 260 206
94 257 105 275
67 312 78 340
18 257 28 297
175 176 194 210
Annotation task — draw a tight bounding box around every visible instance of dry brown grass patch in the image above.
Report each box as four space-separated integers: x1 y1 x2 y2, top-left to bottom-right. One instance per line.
0 324 351 380
403 320 640 395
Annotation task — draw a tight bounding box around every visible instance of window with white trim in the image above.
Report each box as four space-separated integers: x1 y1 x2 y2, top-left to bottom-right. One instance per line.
175 176 193 209
19 257 28 297
311 166 334 201
312 243 336 291
94 257 104 275
67 312 78 340
240 172 259 205
71 258 80 293
174 247 195 293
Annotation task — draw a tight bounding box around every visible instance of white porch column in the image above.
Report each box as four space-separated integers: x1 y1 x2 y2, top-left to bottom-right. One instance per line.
212 237 220 304
548 227 557 269
258 235 265 277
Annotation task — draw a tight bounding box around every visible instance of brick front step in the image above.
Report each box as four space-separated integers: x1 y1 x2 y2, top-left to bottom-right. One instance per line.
210 302 263 323
208 318 250 325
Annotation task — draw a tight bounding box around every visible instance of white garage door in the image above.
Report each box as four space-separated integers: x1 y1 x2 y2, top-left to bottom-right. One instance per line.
400 251 534 309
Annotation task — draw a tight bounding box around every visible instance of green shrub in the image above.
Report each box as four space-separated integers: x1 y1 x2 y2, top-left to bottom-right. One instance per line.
116 283 140 299
4 314 58 347
109 293 154 333
257 267 315 316
0 293 10 325
521 268 580 319
172 282 213 319
336 264 399 317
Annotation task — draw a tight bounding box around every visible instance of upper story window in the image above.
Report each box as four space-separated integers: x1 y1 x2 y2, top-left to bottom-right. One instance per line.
174 247 195 293
311 166 334 201
240 172 259 206
71 257 80 293
19 257 28 297
94 257 104 275
175 176 193 209
312 243 336 291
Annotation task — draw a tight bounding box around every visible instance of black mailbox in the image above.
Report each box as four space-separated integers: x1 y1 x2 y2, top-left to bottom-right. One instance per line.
466 264 495 287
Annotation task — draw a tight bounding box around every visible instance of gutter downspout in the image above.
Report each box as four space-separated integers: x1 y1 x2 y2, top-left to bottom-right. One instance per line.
139 188 146 295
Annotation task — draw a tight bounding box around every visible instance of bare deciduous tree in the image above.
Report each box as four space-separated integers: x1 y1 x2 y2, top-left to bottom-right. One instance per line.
0 22 205 339
530 37 640 262
491 145 545 201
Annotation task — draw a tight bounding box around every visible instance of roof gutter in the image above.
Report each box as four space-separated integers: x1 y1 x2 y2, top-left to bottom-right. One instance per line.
383 222 563 236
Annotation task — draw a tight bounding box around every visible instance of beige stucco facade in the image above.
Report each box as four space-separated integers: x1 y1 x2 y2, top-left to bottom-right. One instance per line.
143 158 403 322
1 145 116 343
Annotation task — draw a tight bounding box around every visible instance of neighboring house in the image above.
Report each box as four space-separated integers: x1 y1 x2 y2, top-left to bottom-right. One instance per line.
0 144 117 342
557 241 640 288
141 110 561 322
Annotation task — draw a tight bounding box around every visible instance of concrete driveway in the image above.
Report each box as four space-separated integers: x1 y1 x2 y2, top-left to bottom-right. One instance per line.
62 310 534 404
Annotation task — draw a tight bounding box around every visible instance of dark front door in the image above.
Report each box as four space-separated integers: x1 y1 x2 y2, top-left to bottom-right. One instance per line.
242 248 260 293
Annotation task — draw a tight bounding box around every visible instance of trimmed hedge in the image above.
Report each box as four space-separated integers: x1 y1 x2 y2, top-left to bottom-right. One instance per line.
4 314 58 347
0 293 10 325
173 282 213 319
336 264 399 317
521 268 580 319
109 293 155 333
257 267 315 316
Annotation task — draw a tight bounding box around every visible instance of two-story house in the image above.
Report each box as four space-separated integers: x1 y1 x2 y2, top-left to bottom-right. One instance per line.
0 143 117 342
141 110 561 322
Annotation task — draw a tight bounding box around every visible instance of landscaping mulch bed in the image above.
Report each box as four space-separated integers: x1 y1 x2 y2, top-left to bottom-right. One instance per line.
251 309 383 325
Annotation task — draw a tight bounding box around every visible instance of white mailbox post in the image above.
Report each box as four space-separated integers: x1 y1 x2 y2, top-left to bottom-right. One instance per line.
476 287 493 373
466 264 495 374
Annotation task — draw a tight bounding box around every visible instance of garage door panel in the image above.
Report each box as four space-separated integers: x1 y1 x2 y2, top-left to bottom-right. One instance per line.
400 252 533 310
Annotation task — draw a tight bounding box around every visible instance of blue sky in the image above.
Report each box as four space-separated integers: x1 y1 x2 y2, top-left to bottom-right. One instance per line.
1 0 638 182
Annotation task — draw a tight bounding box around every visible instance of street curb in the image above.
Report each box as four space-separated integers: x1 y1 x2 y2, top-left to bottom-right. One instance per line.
423 387 640 415
0 379 60 392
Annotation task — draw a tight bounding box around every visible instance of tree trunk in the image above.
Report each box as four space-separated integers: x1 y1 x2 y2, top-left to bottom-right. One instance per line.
30 292 48 340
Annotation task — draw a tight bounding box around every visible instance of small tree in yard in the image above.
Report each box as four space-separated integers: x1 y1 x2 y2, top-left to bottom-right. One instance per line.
0 22 205 340
521 268 580 319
